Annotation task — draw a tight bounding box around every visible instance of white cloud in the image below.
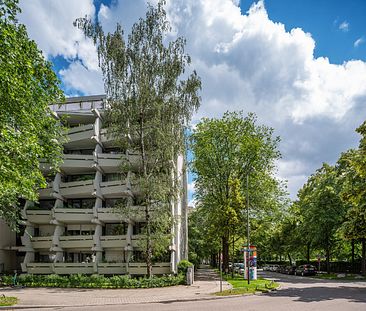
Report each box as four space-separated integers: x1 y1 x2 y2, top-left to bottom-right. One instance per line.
339 21 349 32
187 181 196 193
18 0 366 199
59 62 104 96
354 37 365 47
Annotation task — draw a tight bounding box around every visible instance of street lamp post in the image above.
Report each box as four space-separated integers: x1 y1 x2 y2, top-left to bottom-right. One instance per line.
246 172 250 285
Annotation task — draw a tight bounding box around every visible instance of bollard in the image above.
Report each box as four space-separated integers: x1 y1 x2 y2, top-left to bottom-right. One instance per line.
186 266 194 285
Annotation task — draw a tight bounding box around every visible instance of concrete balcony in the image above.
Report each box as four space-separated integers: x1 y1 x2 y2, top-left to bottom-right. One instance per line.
26 263 53 274
25 210 52 224
128 262 171 275
97 153 122 173
64 124 95 149
100 180 130 198
54 208 94 223
97 263 127 274
97 208 120 222
50 95 105 113
53 262 94 274
61 154 95 174
100 235 128 248
39 182 53 199
59 235 94 249
131 235 144 248
59 180 94 199
100 129 118 148
31 236 53 249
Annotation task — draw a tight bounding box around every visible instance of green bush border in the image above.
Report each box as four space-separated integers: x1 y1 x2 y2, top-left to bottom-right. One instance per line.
1 273 185 289
0 296 18 306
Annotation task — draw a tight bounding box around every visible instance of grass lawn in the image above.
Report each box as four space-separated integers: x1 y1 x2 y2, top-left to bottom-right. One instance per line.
313 273 366 281
0 296 18 306
215 275 279 296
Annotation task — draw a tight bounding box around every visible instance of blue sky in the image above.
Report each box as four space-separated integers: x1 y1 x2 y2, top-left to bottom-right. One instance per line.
241 0 366 64
19 0 366 204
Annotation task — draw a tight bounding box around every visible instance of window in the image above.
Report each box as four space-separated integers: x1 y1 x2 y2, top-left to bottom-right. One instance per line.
65 199 94 209
104 148 122 154
64 149 94 155
103 198 126 208
66 174 94 182
131 251 145 263
133 222 146 235
105 223 128 235
32 200 55 210
102 173 122 182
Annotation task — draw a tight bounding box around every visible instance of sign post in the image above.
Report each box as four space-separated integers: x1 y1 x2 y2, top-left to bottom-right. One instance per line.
243 245 257 280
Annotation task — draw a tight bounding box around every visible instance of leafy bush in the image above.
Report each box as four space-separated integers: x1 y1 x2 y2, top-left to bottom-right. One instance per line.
1 273 185 288
177 260 193 274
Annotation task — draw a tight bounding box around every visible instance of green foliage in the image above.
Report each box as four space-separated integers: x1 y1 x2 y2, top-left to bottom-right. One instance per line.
216 276 279 296
190 111 287 267
0 296 18 306
0 0 64 229
1 273 184 288
177 260 193 273
75 0 200 276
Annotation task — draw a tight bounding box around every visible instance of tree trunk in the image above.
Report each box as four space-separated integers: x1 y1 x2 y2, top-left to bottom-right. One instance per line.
362 238 366 276
145 205 152 277
222 236 229 274
231 236 235 278
287 253 292 266
211 253 217 267
326 244 330 274
351 239 355 273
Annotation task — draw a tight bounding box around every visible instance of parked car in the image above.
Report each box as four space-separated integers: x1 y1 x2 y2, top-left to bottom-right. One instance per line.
284 266 296 275
278 265 287 274
234 263 245 274
271 264 280 272
295 264 316 276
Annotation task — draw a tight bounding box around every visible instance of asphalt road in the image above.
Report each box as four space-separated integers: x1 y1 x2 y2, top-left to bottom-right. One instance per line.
39 271 366 311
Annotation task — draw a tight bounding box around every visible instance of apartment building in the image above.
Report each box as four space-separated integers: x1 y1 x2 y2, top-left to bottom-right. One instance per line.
1 95 188 275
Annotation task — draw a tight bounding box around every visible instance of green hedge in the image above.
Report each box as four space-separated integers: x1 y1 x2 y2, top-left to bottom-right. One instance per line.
1 273 185 289
177 260 193 274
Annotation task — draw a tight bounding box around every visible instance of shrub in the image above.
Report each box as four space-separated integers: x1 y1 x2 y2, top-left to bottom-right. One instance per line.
177 260 193 274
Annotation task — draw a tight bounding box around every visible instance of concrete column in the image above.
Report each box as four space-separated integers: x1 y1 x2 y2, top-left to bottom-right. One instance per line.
21 224 35 272
50 221 64 262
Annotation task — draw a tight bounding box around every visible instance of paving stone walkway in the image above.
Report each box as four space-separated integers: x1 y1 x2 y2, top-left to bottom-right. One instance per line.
0 269 231 309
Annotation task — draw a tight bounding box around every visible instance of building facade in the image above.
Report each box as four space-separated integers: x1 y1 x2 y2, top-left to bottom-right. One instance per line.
1 95 188 275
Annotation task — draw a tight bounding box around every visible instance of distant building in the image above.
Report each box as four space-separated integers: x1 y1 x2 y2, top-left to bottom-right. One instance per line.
0 95 188 275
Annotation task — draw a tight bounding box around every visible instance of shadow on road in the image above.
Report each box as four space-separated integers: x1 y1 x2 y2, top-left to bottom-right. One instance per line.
267 285 366 304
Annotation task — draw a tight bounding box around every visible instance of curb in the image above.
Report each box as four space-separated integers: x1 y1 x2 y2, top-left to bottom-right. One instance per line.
0 294 245 310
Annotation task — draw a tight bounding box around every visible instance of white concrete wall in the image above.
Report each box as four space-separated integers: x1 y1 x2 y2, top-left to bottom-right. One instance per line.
0 219 17 273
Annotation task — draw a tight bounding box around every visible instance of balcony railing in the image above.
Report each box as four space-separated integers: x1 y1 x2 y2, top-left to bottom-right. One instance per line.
100 180 129 198
53 262 94 274
26 263 53 274
54 208 94 222
59 235 94 248
50 96 105 112
97 262 127 274
129 262 171 275
31 236 53 249
59 179 94 198
25 210 52 224
100 235 128 248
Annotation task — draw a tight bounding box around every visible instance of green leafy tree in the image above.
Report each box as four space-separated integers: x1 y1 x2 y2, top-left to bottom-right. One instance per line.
75 1 201 276
339 124 366 275
190 111 284 271
0 0 64 229
297 163 346 273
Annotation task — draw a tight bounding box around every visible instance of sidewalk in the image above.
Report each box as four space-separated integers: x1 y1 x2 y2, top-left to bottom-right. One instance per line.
0 268 231 309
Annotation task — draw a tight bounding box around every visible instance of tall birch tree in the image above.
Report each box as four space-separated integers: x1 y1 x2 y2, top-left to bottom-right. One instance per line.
75 1 201 276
